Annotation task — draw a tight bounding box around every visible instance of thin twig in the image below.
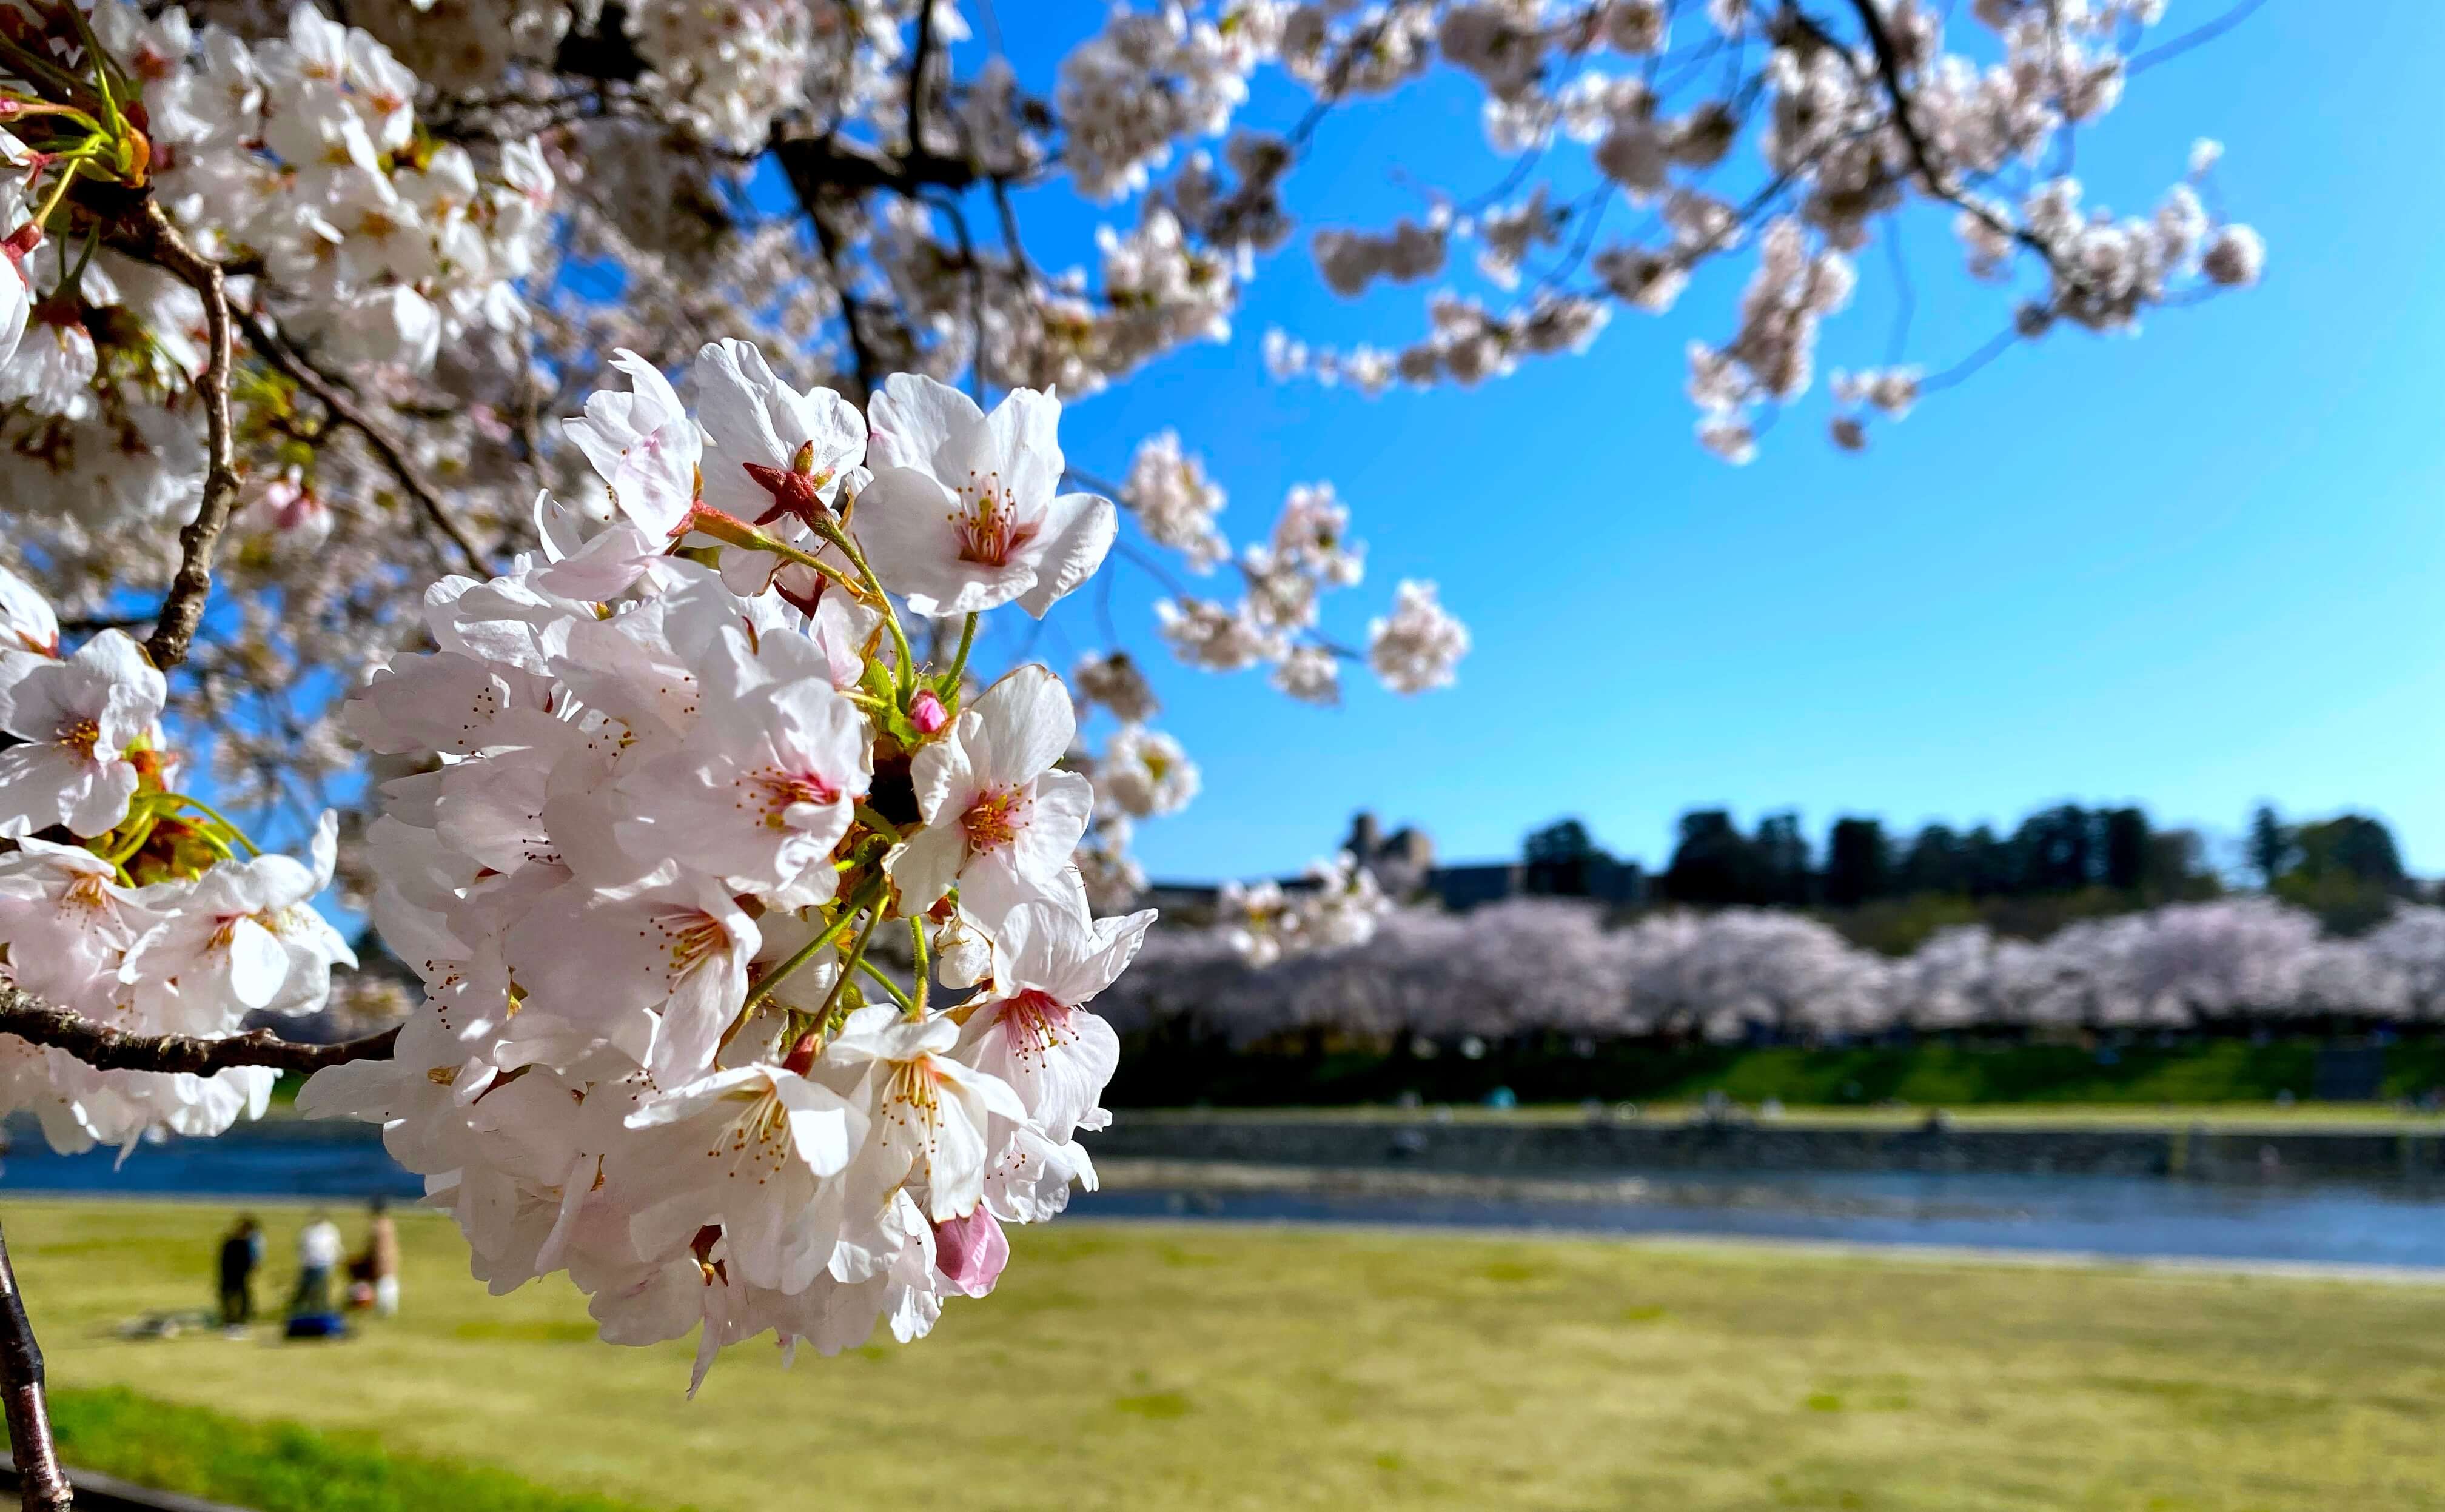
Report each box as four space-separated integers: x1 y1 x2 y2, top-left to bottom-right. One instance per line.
905 1 938 154
808 210 880 403
1881 211 1915 362
1287 16 1390 150
989 176 1038 283
53 612 150 635
228 303 491 578
132 202 237 673
2127 0 2267 73
1110 538 1194 602
0 1223 69 1512
927 192 991 403
0 981 400 1074
1917 318 2023 394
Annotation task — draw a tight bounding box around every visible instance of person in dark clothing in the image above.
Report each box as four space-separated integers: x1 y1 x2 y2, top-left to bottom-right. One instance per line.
218 1215 263 1331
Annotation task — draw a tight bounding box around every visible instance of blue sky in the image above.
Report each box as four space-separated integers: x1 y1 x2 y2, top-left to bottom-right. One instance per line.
953 2 2445 881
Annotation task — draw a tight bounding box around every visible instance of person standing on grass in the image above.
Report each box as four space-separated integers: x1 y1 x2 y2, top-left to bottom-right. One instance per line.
364 1197 400 1317
290 1208 343 1317
216 1214 262 1332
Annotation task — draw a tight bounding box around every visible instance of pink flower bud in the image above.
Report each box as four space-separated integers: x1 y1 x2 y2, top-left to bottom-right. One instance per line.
931 1207 1008 1299
3 222 42 280
908 689 950 734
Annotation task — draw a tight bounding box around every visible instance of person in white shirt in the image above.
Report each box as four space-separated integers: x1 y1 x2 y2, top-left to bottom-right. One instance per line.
290 1211 343 1317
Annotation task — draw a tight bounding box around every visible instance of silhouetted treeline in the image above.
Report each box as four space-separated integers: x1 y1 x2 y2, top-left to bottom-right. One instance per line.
1660 803 2218 909
2250 805 2410 936
1509 803 2418 950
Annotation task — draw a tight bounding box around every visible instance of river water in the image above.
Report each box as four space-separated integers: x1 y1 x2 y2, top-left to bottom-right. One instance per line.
12 1122 2445 1269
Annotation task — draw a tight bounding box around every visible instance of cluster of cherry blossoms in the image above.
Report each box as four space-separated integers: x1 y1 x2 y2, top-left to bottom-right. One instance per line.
1108 897 2445 1050
0 564 355 1151
1125 456 1445 707
143 4 552 366
1261 0 2266 457
0 2 550 540
292 343 1156 1385
1210 851 1389 968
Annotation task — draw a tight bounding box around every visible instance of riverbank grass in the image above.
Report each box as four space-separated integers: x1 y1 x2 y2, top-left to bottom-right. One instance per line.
47 1387 656 1512
13 1199 2445 1511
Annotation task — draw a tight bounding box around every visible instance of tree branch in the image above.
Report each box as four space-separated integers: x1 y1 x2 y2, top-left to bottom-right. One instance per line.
807 209 880 404
2127 0 2268 73
989 176 1037 283
53 612 151 635
772 131 979 200
0 1224 68 1512
130 202 237 675
1289 15 1394 149
925 192 991 403
1814 0 2083 293
0 981 400 1075
229 303 491 578
905 1 938 156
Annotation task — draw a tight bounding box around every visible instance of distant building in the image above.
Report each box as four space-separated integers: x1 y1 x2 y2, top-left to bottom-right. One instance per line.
1141 879 1222 917
1420 857 1645 912
1344 811 1434 898
1424 862 1520 911
1147 810 1646 918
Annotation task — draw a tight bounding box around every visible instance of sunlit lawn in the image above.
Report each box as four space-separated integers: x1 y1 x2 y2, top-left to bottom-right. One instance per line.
12 1199 2445 1511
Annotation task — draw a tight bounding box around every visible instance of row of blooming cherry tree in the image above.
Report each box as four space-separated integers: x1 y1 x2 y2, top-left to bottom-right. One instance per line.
1112 895 2445 1046
0 0 2266 1499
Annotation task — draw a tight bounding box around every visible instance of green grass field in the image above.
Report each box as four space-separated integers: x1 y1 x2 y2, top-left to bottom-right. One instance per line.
12 1199 2445 1511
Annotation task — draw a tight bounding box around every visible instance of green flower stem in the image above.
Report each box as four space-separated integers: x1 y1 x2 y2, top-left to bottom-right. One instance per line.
62 2 119 130
810 517 917 699
156 793 261 856
30 159 82 232
680 504 872 601
816 895 888 1025
740 877 884 1015
92 811 159 866
943 613 978 695
854 957 915 1013
0 99 103 133
907 915 932 1015
0 36 92 102
850 803 904 842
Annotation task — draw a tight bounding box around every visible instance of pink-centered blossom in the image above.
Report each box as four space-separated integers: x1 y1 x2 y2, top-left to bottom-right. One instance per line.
0 630 165 838
856 376 1115 618
887 664 1095 923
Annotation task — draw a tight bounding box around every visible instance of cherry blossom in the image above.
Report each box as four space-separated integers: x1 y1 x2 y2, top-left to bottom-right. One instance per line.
1367 580 1471 695
959 899 1154 1143
889 663 1096 923
614 665 873 907
0 631 166 838
693 338 868 538
859 377 1116 619
0 841 149 1004
623 1063 866 1294
1098 725 1201 819
0 561 58 663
